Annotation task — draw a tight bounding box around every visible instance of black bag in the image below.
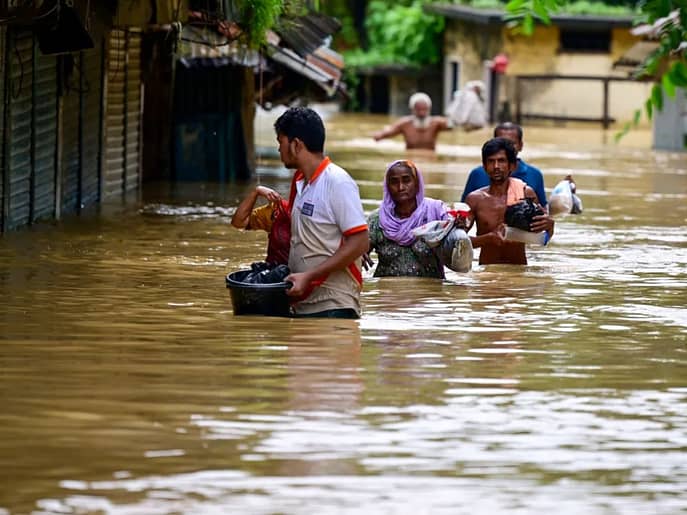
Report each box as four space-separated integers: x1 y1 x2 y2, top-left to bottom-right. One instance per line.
243 262 291 284
504 196 544 232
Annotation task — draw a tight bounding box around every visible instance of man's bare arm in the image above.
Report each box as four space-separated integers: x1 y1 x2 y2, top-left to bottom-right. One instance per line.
373 119 407 141
434 116 453 132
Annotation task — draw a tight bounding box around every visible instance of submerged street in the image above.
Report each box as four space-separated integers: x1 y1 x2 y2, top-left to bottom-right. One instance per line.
1 113 686 513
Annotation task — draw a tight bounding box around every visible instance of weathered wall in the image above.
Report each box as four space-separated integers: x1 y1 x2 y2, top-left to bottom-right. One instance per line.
115 0 189 26
444 19 502 89
442 20 652 127
501 25 652 126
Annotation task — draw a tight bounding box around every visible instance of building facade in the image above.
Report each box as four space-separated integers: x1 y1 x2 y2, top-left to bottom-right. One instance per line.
426 4 653 128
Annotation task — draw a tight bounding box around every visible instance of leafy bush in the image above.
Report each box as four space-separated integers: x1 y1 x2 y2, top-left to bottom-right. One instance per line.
344 1 445 68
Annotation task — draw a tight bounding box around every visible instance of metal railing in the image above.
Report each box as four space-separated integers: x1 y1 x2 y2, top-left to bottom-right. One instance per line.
515 74 639 129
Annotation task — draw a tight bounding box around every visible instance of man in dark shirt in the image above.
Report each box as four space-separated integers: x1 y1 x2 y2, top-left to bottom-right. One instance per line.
461 122 547 208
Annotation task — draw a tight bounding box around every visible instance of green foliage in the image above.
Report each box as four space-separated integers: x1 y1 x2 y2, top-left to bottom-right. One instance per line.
318 0 360 49
341 67 361 111
504 0 563 34
457 0 638 14
236 0 310 48
502 0 639 33
456 0 639 10
237 0 284 47
560 0 639 14
343 1 445 68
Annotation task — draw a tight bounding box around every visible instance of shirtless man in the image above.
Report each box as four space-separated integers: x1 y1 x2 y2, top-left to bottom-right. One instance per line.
465 137 554 265
461 122 547 208
372 92 452 150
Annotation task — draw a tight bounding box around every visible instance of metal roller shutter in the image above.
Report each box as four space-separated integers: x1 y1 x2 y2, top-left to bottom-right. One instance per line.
102 28 126 200
0 27 5 231
124 29 142 193
6 29 33 230
61 57 80 214
81 44 103 208
32 44 57 222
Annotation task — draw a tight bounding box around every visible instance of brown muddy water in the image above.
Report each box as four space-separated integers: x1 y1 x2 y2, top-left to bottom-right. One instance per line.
1 109 686 514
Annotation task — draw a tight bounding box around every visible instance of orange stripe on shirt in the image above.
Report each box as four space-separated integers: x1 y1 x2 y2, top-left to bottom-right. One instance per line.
307 156 331 185
347 262 363 288
343 224 368 236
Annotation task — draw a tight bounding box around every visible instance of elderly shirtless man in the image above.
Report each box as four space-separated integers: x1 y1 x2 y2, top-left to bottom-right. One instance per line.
466 137 554 265
373 92 452 150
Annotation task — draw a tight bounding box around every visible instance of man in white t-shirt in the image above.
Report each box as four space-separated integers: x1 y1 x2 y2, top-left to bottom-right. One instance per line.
274 107 369 319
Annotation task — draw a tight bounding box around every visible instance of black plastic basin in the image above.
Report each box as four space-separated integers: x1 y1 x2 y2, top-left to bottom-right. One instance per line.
225 270 292 317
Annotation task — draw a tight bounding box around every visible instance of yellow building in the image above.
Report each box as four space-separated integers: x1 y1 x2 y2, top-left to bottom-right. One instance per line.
425 4 652 128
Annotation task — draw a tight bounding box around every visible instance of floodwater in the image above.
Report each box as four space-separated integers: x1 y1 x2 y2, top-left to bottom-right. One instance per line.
1 108 686 514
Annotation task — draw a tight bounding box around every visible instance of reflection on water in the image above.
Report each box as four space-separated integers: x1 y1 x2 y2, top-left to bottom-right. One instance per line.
1 112 686 514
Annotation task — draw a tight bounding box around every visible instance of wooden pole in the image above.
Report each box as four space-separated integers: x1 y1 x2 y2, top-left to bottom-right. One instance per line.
602 78 610 129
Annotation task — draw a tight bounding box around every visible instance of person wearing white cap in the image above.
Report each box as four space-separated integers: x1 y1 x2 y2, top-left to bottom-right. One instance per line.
372 92 453 150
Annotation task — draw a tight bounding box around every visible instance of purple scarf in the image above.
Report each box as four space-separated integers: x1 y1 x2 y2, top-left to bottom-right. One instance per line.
379 160 446 246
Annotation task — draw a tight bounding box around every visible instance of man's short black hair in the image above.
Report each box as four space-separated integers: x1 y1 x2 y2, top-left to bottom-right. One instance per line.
274 107 325 153
482 137 518 165
493 122 523 141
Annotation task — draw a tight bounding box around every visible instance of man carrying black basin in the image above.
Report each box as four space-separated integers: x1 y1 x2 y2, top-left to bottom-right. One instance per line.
274 107 369 319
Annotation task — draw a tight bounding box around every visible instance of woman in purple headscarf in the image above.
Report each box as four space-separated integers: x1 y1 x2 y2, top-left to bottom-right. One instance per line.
368 160 448 278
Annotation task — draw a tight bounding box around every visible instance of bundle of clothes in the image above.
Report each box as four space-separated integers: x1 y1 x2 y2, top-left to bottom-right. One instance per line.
241 261 290 285
411 203 474 273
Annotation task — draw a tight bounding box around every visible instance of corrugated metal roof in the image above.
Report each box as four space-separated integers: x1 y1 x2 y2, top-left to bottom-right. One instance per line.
177 25 259 66
273 13 342 57
264 30 344 97
175 13 345 101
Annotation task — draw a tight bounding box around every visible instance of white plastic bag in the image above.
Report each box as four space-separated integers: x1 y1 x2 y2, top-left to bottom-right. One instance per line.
549 180 573 216
504 226 550 246
412 213 473 273
446 228 473 272
411 219 454 248
549 178 583 216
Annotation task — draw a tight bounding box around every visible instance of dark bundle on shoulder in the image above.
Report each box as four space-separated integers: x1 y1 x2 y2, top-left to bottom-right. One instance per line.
504 197 544 232
243 262 290 284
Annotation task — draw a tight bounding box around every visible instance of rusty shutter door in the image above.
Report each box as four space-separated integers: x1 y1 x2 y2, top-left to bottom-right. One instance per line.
61 57 80 214
81 43 104 208
0 27 5 232
32 45 57 222
124 29 142 193
102 29 126 200
6 29 33 230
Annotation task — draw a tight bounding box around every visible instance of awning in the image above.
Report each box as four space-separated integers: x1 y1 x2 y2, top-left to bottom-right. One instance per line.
612 40 660 73
174 12 346 104
263 30 344 97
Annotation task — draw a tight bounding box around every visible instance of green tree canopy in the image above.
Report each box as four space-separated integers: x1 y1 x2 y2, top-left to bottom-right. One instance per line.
343 1 445 68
